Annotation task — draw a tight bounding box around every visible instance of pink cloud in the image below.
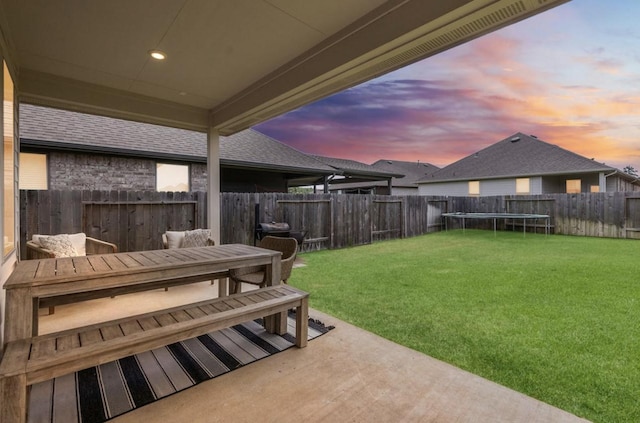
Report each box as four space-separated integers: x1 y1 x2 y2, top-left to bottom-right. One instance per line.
255 10 640 172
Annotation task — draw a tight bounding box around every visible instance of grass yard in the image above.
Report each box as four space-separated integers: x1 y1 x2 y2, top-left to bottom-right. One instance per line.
290 230 640 423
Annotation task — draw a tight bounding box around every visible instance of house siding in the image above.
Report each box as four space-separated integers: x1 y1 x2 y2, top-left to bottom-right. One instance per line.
25 150 294 193
530 177 542 194
607 175 640 192
479 179 516 196
418 181 468 196
391 187 418 196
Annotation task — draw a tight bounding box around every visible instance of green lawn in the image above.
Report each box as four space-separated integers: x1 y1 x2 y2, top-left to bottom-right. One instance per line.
290 230 640 423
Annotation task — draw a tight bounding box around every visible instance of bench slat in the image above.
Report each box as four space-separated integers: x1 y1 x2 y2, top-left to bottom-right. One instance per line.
198 304 220 315
100 324 124 341
29 338 56 360
234 295 257 306
155 313 178 327
120 320 143 336
79 329 103 347
138 316 161 331
170 310 193 323
56 334 80 352
184 306 208 319
211 302 232 312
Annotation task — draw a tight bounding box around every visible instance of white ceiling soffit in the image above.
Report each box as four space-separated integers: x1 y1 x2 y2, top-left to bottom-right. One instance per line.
213 0 570 135
1 0 569 134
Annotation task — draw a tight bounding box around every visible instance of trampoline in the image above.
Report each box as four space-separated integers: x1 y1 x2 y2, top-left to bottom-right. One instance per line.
442 212 551 235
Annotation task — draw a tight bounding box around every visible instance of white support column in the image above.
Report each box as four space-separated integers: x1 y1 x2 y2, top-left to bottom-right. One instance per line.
207 128 221 244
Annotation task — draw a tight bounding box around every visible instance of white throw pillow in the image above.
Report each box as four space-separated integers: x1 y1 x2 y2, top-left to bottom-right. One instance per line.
33 233 87 256
38 234 78 258
182 229 212 248
67 233 87 256
165 231 186 249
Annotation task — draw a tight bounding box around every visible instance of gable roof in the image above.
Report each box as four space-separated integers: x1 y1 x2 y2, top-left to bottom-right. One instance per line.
420 132 616 183
19 104 335 176
327 159 440 191
19 104 407 186
371 160 440 187
313 156 403 181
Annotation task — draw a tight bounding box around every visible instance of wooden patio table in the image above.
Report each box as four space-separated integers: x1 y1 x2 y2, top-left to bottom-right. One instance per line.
3 244 282 344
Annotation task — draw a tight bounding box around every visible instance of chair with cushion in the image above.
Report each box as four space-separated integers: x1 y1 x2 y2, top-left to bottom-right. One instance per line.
162 228 215 249
162 228 216 291
27 232 118 260
229 236 298 294
26 233 118 314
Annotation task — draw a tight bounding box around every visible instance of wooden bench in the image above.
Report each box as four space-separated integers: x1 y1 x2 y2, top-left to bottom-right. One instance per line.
0 285 309 423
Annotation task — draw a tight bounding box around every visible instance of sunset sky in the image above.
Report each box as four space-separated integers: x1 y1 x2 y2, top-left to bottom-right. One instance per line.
256 0 640 172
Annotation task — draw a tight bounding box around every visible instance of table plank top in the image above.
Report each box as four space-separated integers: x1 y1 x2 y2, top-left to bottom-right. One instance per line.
4 244 278 290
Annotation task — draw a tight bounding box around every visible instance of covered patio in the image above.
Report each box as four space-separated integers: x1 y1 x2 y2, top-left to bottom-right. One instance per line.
1 1 578 421
39 282 588 423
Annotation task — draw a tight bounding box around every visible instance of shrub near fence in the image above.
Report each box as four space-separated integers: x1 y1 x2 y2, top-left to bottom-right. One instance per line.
19 191 640 257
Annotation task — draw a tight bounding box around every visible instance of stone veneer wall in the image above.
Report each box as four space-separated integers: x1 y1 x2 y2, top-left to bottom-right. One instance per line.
48 152 154 190
47 151 209 191
44 151 290 192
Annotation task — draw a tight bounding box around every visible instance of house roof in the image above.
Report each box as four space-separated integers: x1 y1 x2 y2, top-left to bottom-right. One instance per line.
19 104 335 176
371 160 441 186
420 133 617 183
20 104 405 184
0 1 569 133
313 156 404 181
328 159 440 191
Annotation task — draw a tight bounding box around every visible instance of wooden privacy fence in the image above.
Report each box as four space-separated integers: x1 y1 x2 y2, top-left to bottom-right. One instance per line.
20 191 207 255
20 190 640 257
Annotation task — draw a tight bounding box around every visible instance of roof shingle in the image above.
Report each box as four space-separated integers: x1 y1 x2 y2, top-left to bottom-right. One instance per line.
421 133 615 183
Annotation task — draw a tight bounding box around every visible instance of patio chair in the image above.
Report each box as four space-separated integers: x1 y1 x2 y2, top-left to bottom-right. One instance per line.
162 229 216 291
26 232 118 260
27 233 118 314
229 236 298 294
162 229 215 249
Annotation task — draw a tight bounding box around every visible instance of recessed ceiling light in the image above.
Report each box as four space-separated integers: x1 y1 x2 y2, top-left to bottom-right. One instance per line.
149 50 166 60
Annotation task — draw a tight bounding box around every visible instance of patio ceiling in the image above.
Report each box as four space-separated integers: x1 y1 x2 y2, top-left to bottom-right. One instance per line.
0 0 569 134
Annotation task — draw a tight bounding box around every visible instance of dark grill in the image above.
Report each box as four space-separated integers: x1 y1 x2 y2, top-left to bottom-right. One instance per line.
256 222 306 245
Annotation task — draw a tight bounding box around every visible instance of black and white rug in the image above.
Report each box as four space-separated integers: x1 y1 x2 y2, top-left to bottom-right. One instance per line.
28 313 333 423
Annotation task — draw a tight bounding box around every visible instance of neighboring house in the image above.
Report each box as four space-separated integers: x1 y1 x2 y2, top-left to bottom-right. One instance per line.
313 156 405 195
418 132 640 196
19 105 397 193
328 159 440 195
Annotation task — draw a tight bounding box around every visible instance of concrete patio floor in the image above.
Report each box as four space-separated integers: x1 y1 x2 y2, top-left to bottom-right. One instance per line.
39 281 590 423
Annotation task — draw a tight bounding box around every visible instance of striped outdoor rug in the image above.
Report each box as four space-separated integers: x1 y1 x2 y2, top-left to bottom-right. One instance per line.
28 313 333 423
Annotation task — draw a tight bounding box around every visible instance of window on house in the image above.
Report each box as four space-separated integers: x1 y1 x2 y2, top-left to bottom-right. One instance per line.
157 163 189 192
3 61 15 256
468 180 480 196
516 178 530 194
566 179 581 193
19 153 48 190
590 185 600 193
